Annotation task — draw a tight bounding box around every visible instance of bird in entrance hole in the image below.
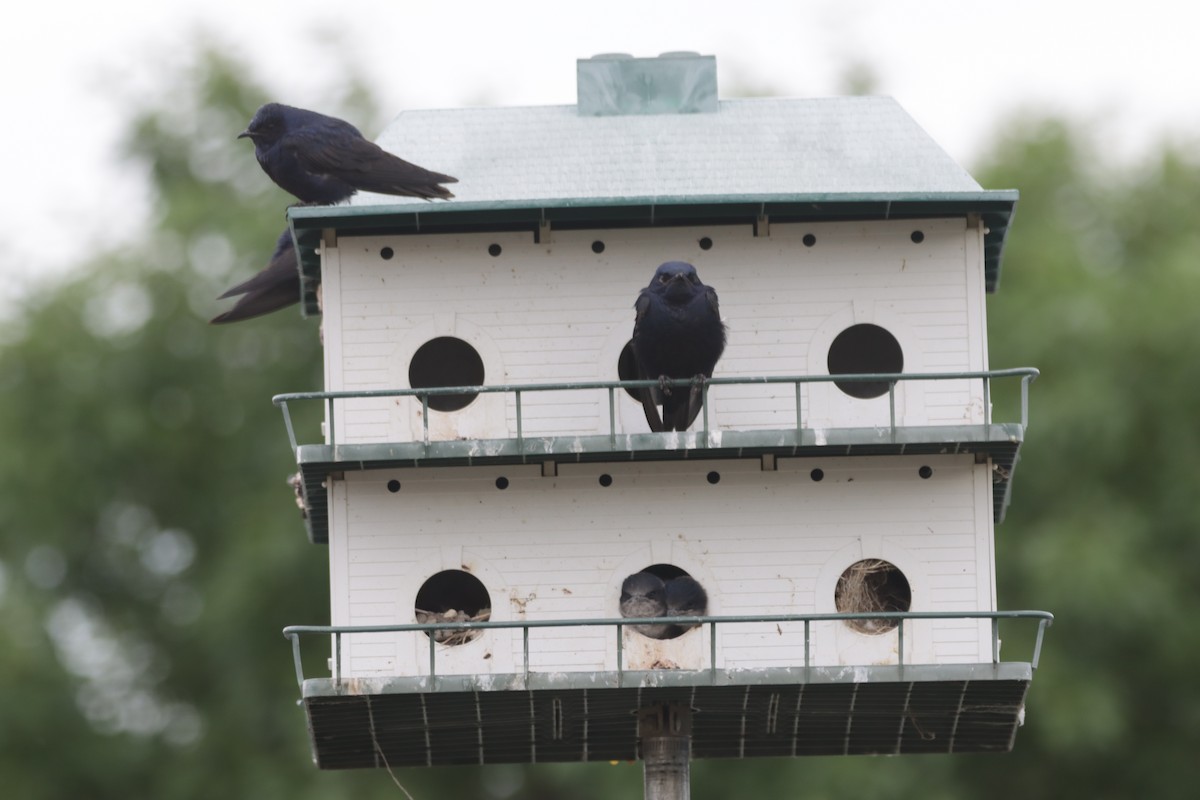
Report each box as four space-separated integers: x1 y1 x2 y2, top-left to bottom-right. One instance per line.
631 261 726 432
238 103 458 204
663 576 708 638
620 571 669 639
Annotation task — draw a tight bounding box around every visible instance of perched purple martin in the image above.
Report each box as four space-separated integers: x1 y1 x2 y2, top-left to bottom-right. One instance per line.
210 229 299 324
631 262 726 431
664 576 708 638
238 103 458 204
620 571 669 639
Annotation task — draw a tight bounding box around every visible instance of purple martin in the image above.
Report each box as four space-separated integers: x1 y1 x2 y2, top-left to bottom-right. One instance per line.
620 571 669 639
210 229 299 324
664 576 708 638
238 103 458 204
631 261 726 431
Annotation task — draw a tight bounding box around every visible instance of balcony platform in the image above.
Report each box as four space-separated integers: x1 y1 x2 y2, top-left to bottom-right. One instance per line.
284 611 1052 769
275 369 1038 544
292 423 1024 544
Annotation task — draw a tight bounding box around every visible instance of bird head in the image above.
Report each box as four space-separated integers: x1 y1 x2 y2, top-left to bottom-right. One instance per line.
620 572 666 605
650 261 704 302
238 103 287 144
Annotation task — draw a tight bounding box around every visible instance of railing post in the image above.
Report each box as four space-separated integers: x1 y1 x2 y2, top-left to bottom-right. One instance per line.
983 376 992 427
608 387 617 449
279 401 298 453
288 633 305 689
1032 618 1049 669
888 381 897 439
617 623 624 687
709 621 718 685
991 618 1000 663
898 618 905 667
326 397 336 447
515 390 524 449
1022 374 1032 429
523 626 530 678
794 380 803 435
804 620 811 667
334 631 342 680
422 395 430 445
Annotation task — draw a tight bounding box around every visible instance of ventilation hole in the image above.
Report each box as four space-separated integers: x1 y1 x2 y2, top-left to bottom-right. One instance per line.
810 468 825 482
910 230 925 244
616 340 641 401
380 246 394 260
827 324 904 399
835 559 912 634
598 474 613 487
706 471 720 485
408 336 484 412
698 236 713 250
495 476 509 490
415 570 491 645
487 243 502 257
386 479 401 493
918 465 933 479
591 240 606 254
622 565 708 641
802 233 817 247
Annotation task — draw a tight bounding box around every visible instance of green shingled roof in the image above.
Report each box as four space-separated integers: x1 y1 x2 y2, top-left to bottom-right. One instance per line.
287 95 1017 315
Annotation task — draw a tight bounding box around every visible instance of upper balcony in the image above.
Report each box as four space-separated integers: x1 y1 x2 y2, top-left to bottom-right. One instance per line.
274 368 1037 543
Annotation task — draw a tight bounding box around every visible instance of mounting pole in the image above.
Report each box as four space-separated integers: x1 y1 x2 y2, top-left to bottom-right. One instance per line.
639 704 692 800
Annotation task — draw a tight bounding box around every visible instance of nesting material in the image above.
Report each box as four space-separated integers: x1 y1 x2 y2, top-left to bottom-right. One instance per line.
834 559 909 634
415 607 492 646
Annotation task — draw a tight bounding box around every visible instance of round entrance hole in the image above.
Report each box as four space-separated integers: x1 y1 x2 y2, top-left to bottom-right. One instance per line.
415 570 491 646
827 324 903 399
620 565 708 640
834 559 911 634
408 337 484 412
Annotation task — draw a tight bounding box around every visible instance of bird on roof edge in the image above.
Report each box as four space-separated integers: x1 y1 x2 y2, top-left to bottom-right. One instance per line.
238 102 458 204
210 229 299 324
631 261 727 432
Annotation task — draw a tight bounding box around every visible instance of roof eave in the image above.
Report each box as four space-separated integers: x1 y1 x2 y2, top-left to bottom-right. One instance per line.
287 190 1018 316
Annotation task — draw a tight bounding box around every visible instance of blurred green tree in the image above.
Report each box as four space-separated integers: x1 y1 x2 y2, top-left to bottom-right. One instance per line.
2 45 1197 800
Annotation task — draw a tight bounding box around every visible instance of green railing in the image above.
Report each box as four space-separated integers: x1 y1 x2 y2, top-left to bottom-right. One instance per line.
282 610 1053 690
272 368 1039 452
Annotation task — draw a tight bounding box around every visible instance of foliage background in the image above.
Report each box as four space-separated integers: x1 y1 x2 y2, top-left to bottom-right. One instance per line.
2 46 1197 798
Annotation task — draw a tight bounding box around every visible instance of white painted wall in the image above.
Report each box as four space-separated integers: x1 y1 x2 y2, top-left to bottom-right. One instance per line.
319 218 989 446
326 454 996 678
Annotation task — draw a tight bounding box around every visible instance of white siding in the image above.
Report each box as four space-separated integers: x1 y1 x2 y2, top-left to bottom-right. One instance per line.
321 218 988 445
327 454 996 677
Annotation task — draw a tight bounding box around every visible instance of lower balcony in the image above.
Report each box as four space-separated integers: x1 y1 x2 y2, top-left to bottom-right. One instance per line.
282 610 1053 769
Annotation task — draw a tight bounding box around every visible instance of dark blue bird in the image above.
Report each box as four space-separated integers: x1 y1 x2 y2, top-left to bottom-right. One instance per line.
619 571 669 639
238 103 457 204
211 229 299 324
631 261 726 431
663 576 708 638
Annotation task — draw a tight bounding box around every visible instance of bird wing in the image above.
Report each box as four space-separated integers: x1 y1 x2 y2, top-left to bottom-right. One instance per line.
705 285 721 316
211 231 301 324
284 127 458 200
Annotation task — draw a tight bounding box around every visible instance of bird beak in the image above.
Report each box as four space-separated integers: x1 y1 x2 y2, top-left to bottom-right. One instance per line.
236 130 252 140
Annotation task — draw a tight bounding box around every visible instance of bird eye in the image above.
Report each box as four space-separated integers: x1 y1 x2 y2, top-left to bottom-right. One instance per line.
658 274 669 284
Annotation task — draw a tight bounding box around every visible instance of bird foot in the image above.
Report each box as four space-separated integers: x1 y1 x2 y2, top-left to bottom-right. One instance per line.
657 375 673 396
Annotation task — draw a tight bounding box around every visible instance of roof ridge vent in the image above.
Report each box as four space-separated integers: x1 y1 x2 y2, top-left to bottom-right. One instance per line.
577 52 718 116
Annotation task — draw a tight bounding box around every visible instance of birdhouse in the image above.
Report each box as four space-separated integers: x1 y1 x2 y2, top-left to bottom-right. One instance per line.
274 53 1051 772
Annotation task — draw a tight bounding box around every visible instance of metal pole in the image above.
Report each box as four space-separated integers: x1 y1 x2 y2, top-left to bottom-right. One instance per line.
639 704 692 800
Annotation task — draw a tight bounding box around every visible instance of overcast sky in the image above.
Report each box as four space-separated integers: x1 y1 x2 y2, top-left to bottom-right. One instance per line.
3 0 1196 300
